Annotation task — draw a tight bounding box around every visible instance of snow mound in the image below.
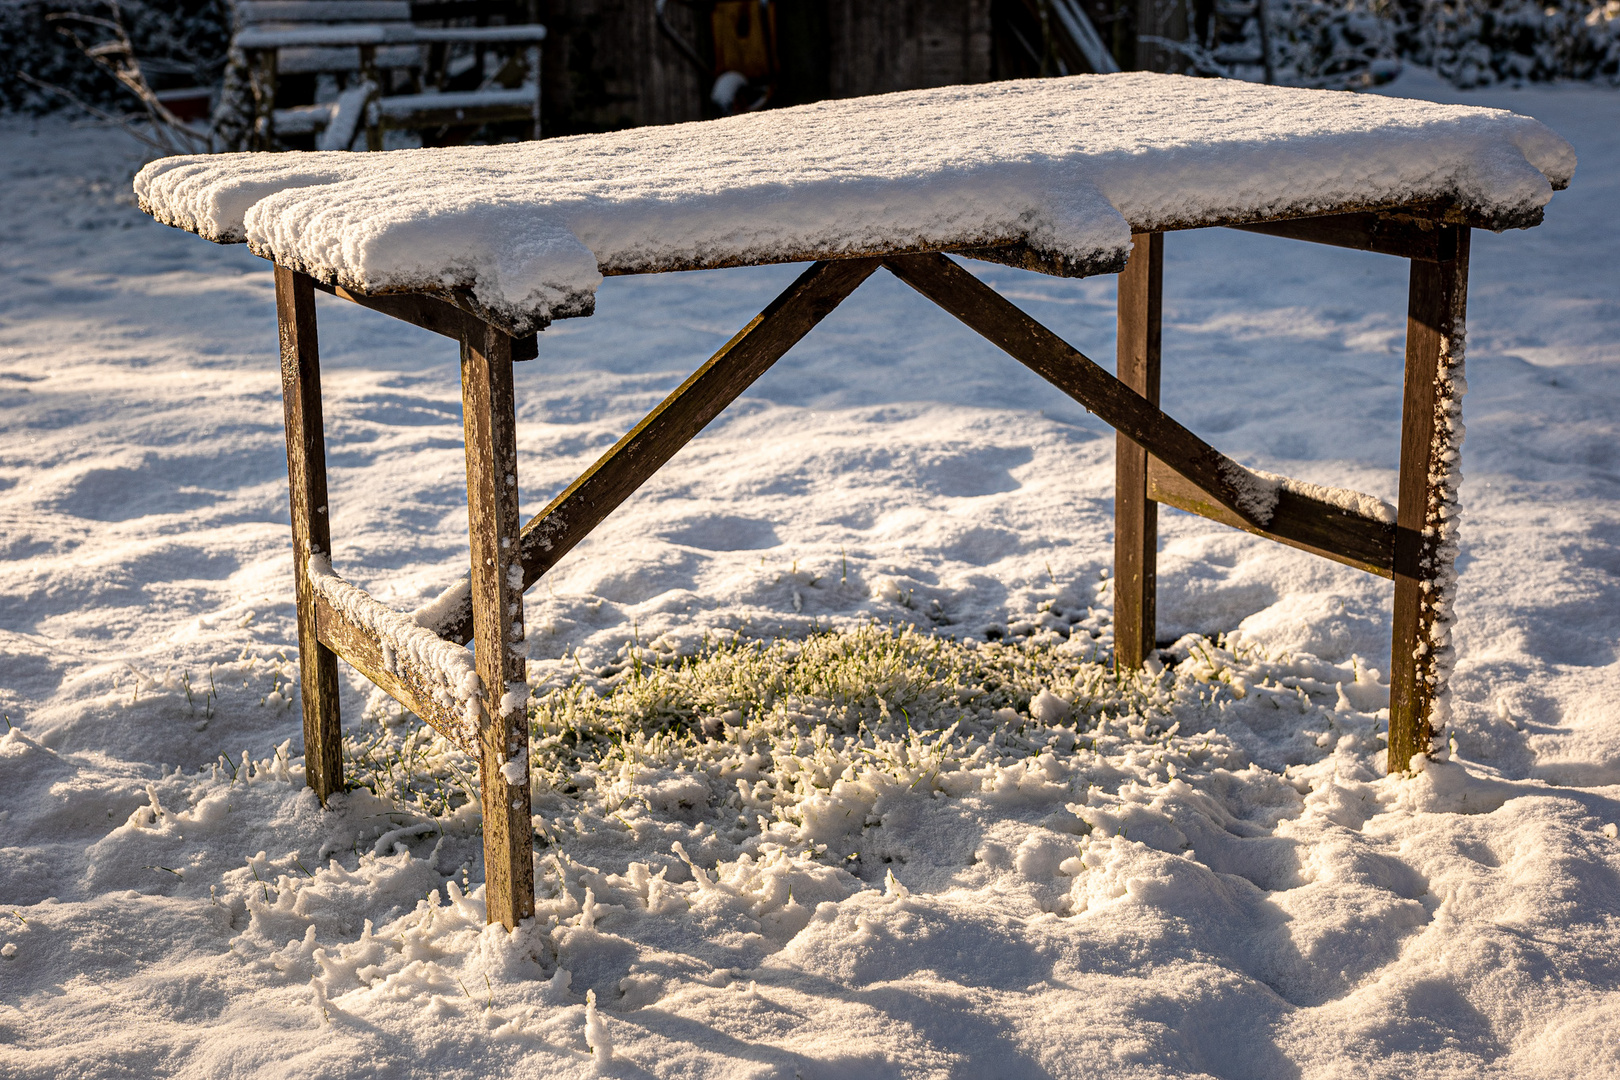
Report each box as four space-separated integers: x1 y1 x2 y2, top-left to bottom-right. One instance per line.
135 72 1574 334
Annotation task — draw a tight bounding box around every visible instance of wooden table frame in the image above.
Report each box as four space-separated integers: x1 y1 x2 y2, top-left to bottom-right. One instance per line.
273 204 1474 927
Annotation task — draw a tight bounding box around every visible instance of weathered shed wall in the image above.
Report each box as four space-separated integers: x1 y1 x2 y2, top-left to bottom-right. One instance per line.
824 0 992 98
537 0 709 133
538 0 996 135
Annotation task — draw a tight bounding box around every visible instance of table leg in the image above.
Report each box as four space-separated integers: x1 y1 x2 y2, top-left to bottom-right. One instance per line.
275 266 344 803
1114 232 1163 672
1390 226 1470 772
460 325 535 929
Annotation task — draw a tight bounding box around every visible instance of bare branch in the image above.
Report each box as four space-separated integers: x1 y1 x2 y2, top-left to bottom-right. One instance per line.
15 70 178 154
44 1 213 153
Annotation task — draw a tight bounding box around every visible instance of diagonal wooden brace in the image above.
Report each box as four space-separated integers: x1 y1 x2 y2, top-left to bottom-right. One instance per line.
427 256 882 644
881 252 1273 531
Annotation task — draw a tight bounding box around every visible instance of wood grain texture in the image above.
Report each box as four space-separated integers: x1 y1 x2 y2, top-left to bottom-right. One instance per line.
1114 232 1161 671
435 257 882 644
537 0 706 134
882 251 1267 529
953 242 1128 279
311 593 473 749
1150 196 1541 236
1145 457 1397 577
1230 211 1453 262
275 266 344 803
460 324 535 929
1389 226 1471 773
311 279 539 361
587 192 1513 285
596 240 1127 281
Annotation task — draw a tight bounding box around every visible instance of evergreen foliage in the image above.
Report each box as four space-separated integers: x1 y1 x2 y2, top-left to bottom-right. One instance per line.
0 0 230 113
1274 0 1620 87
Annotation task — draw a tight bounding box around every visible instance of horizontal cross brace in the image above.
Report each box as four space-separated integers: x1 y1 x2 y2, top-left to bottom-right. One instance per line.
313 590 472 749
597 240 1124 280
588 199 1538 284
1230 211 1456 263
1146 456 1397 577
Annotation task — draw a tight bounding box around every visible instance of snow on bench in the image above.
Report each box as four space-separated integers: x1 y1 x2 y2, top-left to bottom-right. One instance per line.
233 22 549 49
137 72 1574 335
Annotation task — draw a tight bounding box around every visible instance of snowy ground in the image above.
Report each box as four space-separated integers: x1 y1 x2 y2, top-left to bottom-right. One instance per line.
1 71 1618 1078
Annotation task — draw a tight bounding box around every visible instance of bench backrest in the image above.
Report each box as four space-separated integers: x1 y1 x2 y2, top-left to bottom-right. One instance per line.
237 1 412 28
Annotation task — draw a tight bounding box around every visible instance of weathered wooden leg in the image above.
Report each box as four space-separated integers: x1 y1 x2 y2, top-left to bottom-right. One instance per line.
460 324 535 928
1114 232 1163 672
1389 226 1470 772
276 265 344 803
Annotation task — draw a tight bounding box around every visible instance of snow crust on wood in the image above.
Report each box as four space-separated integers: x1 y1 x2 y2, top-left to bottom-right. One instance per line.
135 73 1574 334
1251 467 1398 523
306 554 484 748
236 0 411 25
1421 333 1469 738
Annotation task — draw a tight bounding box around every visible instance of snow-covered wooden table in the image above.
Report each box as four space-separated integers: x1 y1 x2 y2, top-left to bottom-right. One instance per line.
137 72 1573 928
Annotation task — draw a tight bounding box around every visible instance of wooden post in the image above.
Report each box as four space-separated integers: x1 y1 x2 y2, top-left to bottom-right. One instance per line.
249 49 279 151
1135 0 1188 72
1389 225 1470 772
529 44 543 141
1114 231 1162 672
460 324 535 929
360 44 382 152
275 266 344 803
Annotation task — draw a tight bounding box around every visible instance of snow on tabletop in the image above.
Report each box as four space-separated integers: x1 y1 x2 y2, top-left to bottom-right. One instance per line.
134 72 1575 335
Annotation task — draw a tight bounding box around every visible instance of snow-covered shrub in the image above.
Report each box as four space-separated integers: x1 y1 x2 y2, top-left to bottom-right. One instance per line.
1271 0 1620 86
1401 0 1620 85
1272 0 1404 87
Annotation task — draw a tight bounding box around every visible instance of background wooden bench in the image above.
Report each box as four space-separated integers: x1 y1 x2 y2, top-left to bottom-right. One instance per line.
229 0 546 150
